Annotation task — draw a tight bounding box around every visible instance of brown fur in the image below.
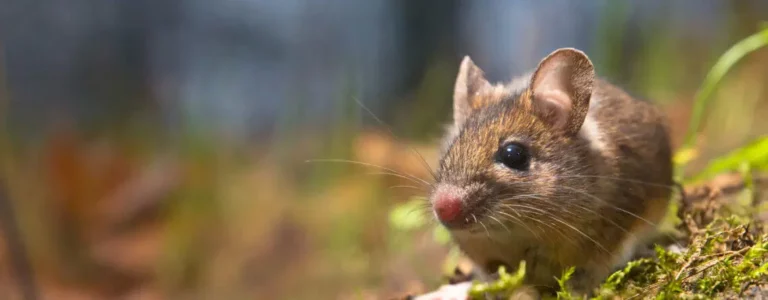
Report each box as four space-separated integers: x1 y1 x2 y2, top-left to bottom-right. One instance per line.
432 48 673 296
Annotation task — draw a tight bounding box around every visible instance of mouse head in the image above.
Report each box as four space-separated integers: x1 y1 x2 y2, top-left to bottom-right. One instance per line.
431 48 596 233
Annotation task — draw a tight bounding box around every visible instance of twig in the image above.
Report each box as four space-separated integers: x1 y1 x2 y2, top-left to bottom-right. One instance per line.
682 172 768 205
630 244 751 299
673 246 701 282
679 28 768 155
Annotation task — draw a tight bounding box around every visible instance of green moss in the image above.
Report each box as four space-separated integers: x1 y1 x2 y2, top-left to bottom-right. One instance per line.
524 202 768 300
468 261 527 300
588 216 767 299
554 266 577 300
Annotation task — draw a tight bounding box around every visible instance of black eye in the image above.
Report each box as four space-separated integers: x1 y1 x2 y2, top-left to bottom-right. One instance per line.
497 143 529 170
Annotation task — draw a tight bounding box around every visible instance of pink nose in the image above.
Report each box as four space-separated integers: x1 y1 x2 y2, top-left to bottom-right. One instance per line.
433 192 463 223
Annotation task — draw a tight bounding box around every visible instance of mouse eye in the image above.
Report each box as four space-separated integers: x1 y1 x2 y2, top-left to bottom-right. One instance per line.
497 142 529 170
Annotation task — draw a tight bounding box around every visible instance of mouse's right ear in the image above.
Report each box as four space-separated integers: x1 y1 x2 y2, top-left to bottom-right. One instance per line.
453 56 492 127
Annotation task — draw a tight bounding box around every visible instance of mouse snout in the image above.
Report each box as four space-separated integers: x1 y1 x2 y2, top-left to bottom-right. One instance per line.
431 184 467 226
434 193 462 222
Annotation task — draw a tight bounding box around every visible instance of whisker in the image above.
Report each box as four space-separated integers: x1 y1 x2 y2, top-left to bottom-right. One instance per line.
424 210 439 225
494 193 547 201
568 203 633 235
556 185 658 228
492 203 579 251
351 96 438 181
397 205 433 225
496 202 573 245
497 203 549 216
495 210 542 241
505 206 612 256
513 209 577 248
557 175 678 190
502 190 682 252
487 199 543 240
494 192 642 250
306 158 433 187
478 219 491 241
501 197 634 236
556 185 684 250
387 185 425 192
502 192 638 236
549 215 612 255
487 214 512 235
366 171 431 187
513 207 617 272
405 203 432 220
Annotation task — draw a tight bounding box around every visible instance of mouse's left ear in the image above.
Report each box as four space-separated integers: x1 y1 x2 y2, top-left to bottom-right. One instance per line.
526 48 595 136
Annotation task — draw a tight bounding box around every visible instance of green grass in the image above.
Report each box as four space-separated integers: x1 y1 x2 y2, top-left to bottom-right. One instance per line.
688 135 768 184
675 27 768 180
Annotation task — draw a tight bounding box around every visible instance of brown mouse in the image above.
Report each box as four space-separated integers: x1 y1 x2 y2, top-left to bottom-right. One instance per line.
429 48 673 296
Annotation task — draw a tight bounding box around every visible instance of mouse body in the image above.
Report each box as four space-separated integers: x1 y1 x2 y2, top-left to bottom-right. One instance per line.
430 48 673 295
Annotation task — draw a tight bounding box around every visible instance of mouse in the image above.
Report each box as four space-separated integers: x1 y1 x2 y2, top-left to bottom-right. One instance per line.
429 48 673 297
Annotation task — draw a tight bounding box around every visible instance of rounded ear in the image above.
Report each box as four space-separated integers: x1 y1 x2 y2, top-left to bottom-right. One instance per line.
453 56 492 127
527 48 595 136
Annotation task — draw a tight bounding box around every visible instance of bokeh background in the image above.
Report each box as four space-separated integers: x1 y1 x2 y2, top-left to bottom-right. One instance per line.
1 1 768 299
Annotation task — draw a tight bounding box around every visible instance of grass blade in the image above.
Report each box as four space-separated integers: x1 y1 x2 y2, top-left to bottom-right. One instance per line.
688 135 768 183
676 28 768 178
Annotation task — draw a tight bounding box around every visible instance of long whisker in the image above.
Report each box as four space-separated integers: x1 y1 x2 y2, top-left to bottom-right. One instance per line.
500 192 639 240
570 203 633 234
493 203 577 250
387 185 425 192
306 159 433 187
496 203 549 215
512 207 616 272
405 202 433 220
502 190 682 251
366 171 432 187
549 215 612 255
507 206 612 256
351 96 437 181
557 175 678 190
501 196 633 236
495 210 542 241
494 193 547 201
511 208 578 248
496 188 635 234
487 214 512 235
496 202 573 245
556 185 658 228
477 218 491 241
556 185 684 250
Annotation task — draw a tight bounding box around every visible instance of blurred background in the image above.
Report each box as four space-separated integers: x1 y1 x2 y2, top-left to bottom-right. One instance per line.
0 1 767 299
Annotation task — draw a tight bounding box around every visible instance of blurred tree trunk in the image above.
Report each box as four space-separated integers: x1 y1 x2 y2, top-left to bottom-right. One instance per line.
386 0 460 140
